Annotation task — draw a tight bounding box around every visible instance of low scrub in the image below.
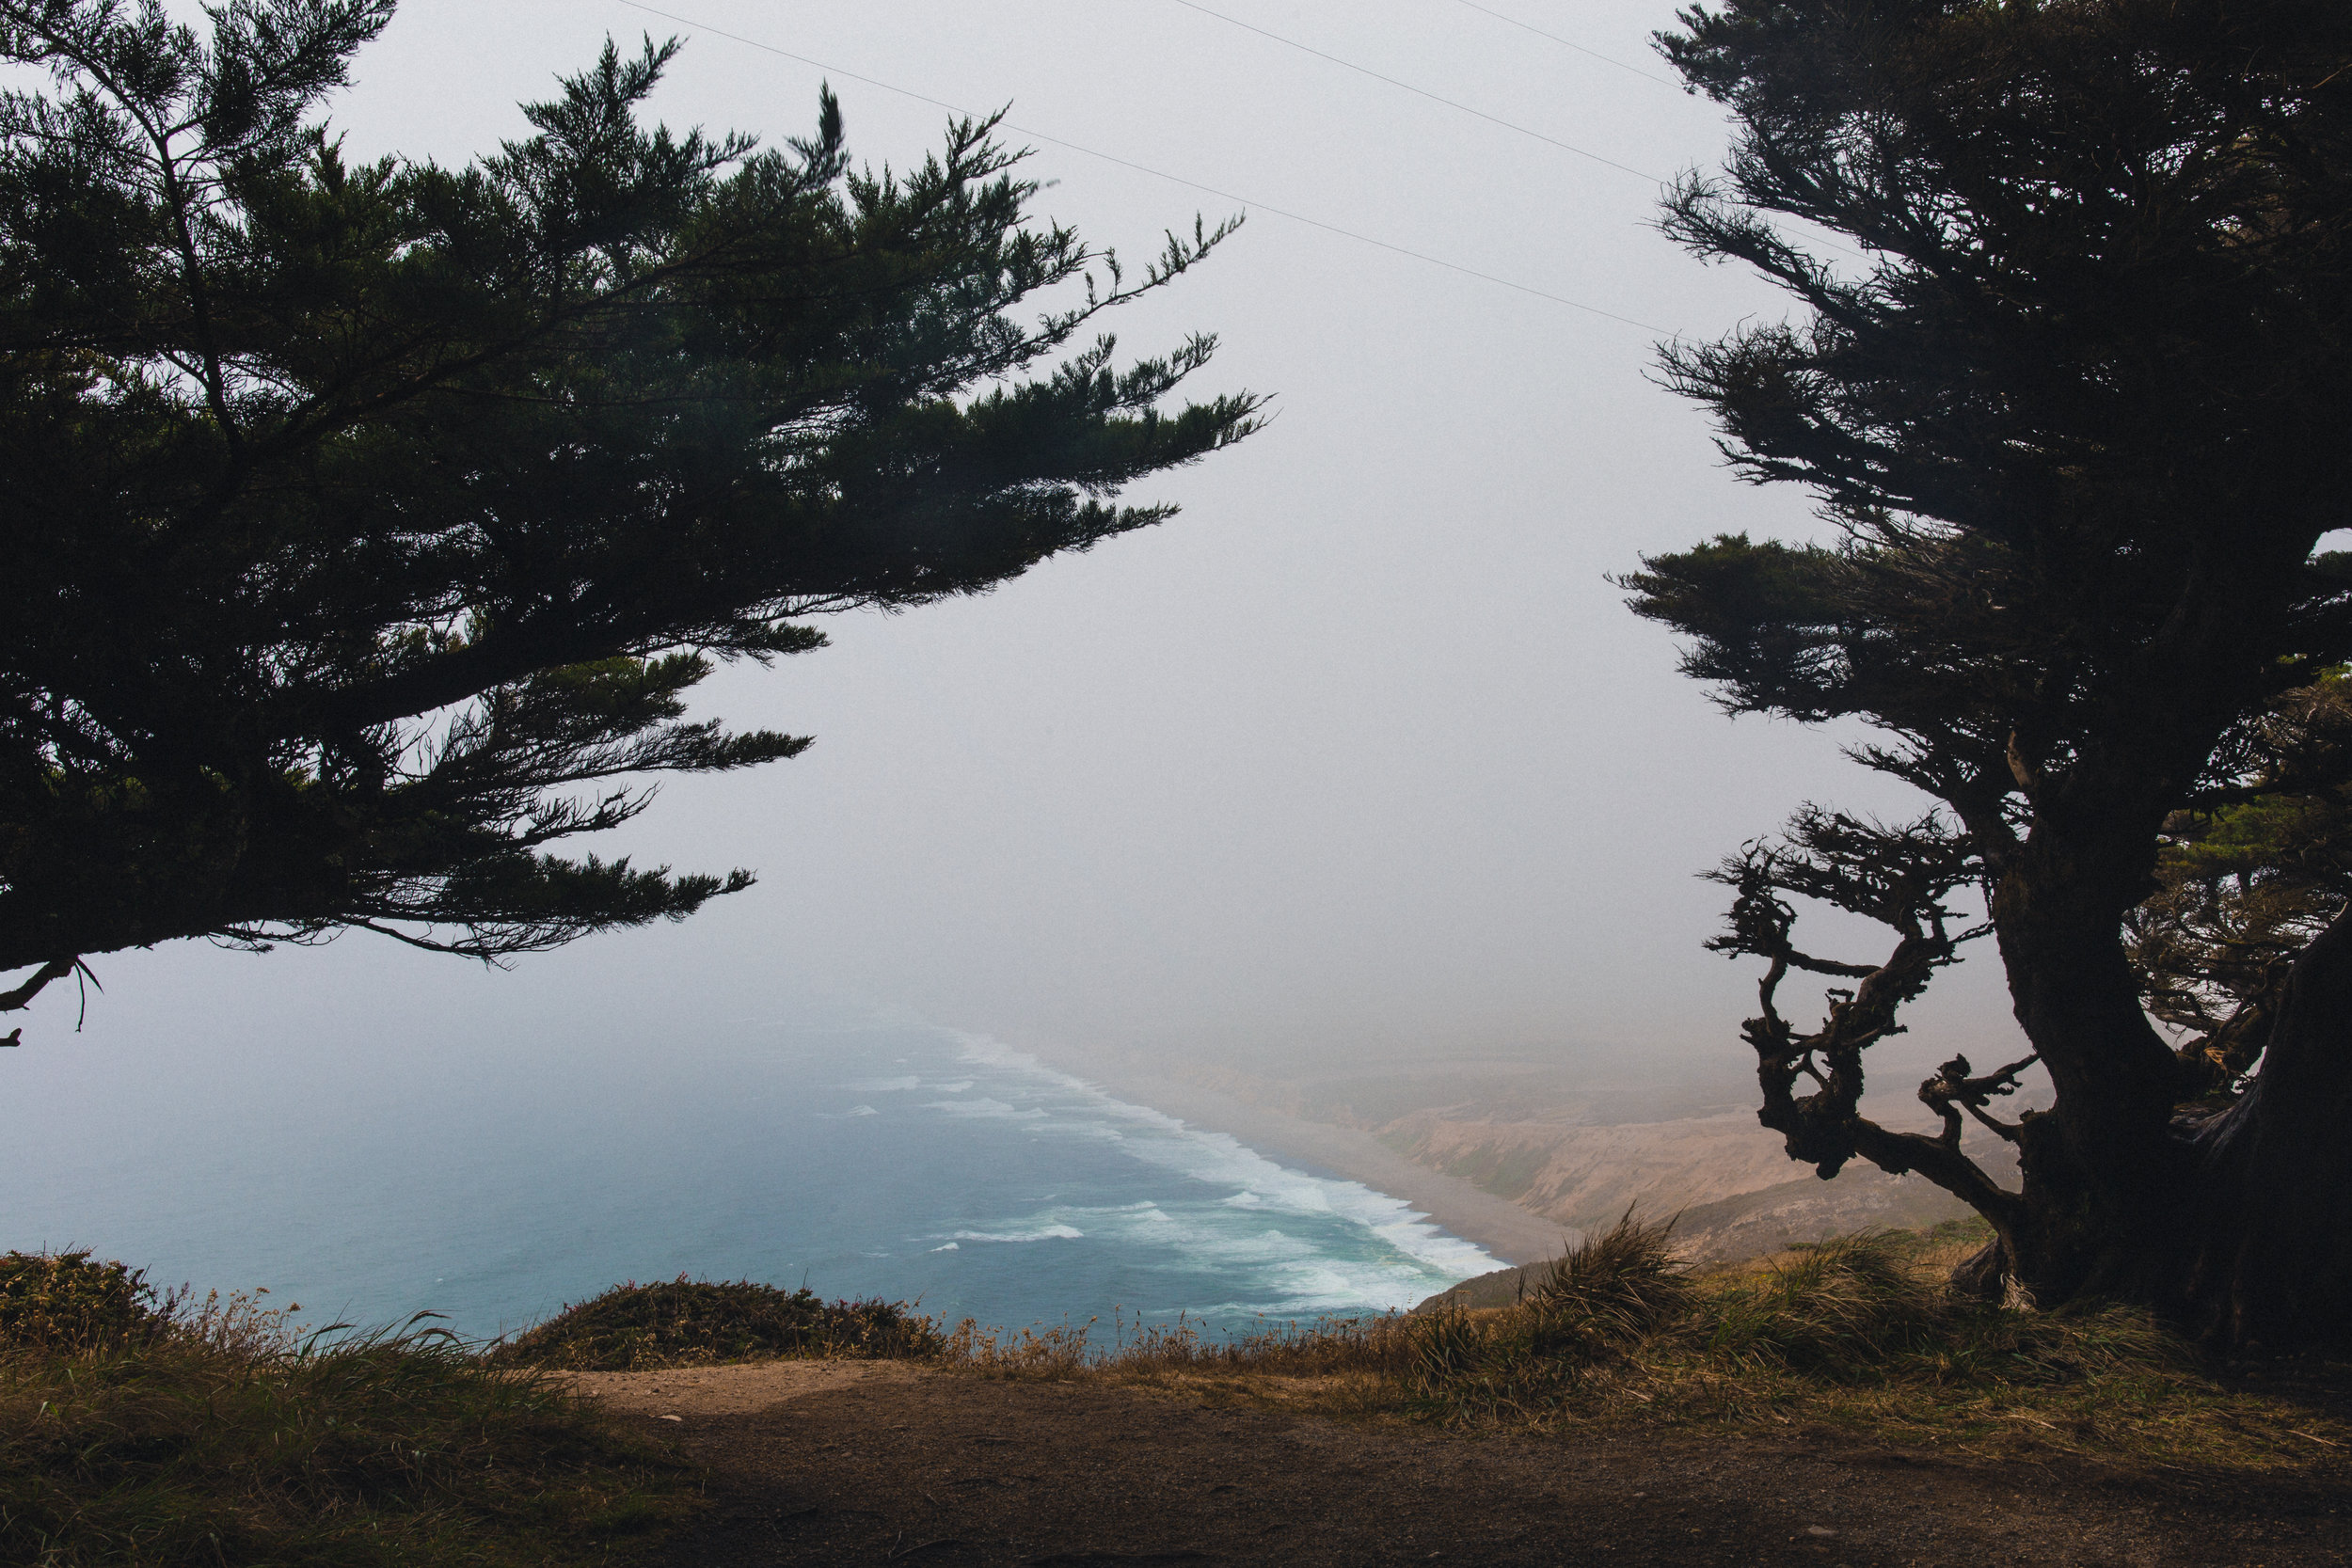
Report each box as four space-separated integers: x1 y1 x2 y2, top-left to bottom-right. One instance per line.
1387 1218 2189 1411
1703 1230 1964 1370
0 1249 171 1354
491 1276 945 1370
930 1218 2342 1469
1371 1217 2313 1464
0 1251 686 1567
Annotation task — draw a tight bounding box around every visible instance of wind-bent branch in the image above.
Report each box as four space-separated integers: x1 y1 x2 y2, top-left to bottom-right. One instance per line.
1711 809 2026 1233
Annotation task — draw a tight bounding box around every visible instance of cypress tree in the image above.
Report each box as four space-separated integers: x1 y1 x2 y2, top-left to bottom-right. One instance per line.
0 1 1260 1030
1629 0 2352 1341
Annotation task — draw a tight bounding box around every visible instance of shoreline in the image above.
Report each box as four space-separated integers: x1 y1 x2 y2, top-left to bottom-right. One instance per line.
1036 1054 1568 1268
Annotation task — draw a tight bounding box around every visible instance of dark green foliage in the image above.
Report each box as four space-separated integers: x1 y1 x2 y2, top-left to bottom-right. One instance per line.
0 1 1258 1015
0 1278 683 1566
1623 0 2352 1338
491 1276 946 1370
0 1248 166 1353
2127 673 2352 1094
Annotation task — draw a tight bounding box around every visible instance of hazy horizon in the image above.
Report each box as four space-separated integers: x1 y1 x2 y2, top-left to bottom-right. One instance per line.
4 0 2032 1192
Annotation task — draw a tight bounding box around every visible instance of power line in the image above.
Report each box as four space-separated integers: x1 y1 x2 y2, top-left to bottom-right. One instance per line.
1166 0 1663 183
611 1 1675 335
1447 0 1688 91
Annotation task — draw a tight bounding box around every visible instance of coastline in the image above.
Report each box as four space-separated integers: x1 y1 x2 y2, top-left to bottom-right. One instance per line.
1042 1057 1569 1268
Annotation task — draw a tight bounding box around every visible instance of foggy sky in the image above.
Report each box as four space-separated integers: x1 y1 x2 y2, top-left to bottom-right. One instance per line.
4 0 2029 1134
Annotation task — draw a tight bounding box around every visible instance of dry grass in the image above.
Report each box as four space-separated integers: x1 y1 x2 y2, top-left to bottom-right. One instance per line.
913 1220 2352 1476
939 1307 1414 1382
32 1209 2323 1568
1 1251 691 1568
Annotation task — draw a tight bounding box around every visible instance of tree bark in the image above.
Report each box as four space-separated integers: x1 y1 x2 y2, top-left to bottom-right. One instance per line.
2175 901 2352 1344
1975 763 2195 1303
1952 862 2352 1344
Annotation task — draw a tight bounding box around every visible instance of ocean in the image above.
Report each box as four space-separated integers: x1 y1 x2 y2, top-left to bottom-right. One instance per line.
5 1019 1499 1342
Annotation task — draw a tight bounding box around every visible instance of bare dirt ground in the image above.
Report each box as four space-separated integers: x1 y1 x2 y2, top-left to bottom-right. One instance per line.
583 1362 2351 1567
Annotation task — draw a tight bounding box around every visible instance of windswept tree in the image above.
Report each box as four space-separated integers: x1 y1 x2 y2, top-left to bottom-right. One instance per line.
0 0 1260 1034
1626 0 2352 1342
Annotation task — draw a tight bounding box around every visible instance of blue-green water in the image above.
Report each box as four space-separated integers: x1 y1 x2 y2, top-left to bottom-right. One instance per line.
5 1021 1497 1341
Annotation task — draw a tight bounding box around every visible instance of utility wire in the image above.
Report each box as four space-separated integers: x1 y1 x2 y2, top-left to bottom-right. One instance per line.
612 0 1675 334
1448 0 1687 91
1166 0 1662 182
1430 1 1869 262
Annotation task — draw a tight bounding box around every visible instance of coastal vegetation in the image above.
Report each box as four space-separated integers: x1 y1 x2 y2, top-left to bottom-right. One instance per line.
0 0 1256 1039
7 0 2352 1555
0 1251 689 1567
1628 0 2352 1343
919 1215 2351 1475
11 1227 2346 1564
488 1276 946 1371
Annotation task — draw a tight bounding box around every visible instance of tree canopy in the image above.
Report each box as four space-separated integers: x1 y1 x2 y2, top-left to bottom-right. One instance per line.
1628 0 2352 1340
0 0 1260 1030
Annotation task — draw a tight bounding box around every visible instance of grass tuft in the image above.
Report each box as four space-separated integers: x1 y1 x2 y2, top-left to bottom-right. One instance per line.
1395 1212 1696 1414
941 1308 1411 1381
1704 1229 1945 1370
1530 1210 1697 1338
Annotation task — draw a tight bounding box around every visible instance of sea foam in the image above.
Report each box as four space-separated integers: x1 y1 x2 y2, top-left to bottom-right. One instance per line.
912 1030 1501 1318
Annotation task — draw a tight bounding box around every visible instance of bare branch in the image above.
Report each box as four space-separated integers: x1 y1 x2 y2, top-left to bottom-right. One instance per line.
0 956 76 1013
1918 1053 2039 1146
1713 803 2022 1228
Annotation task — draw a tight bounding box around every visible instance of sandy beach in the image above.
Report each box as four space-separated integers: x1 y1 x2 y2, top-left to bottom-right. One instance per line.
1038 1057 1568 1268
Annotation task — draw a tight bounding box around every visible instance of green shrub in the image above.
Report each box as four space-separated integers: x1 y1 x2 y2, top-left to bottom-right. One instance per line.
492 1276 946 1370
0 1249 168 1354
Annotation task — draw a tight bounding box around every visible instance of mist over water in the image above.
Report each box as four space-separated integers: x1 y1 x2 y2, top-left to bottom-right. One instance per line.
5 1016 1496 1341
0 0 2044 1346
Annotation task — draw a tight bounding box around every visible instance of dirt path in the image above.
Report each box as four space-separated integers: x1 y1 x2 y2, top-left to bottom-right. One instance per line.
587 1363 2348 1567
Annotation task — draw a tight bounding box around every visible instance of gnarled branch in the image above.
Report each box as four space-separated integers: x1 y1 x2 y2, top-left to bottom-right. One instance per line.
1712 808 2025 1231
1918 1053 2040 1145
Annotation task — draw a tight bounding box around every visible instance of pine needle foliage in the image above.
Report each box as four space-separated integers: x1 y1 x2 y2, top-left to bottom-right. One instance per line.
0 0 1260 1026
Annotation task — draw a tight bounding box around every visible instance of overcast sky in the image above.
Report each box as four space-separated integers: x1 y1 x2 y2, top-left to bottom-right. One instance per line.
6 0 2030 1132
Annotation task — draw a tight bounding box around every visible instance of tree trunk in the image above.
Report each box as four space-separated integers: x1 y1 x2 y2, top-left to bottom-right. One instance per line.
2175 901 2352 1345
1979 790 2194 1306
1963 886 2352 1345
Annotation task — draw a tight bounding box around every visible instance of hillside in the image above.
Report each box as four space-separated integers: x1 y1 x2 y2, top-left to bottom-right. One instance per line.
1065 1050 2016 1264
